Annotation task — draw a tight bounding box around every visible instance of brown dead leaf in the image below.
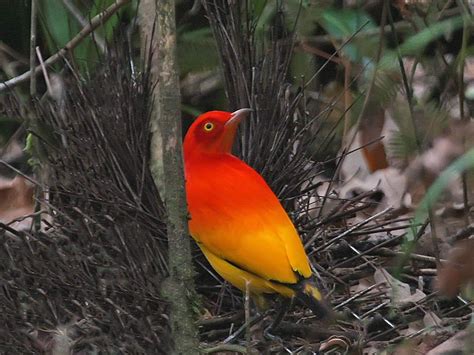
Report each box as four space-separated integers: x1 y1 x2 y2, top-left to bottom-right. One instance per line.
437 239 474 298
426 330 472 355
319 335 351 352
374 268 426 305
340 127 372 181
423 311 443 331
399 320 423 337
340 116 400 181
0 175 34 230
340 167 407 211
0 139 24 178
349 277 375 294
359 107 389 173
405 121 474 206
391 340 421 355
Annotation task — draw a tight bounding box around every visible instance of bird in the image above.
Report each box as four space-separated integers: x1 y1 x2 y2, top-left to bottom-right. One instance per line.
183 109 329 326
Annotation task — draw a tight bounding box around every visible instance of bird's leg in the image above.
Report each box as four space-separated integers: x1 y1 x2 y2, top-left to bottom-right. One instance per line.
263 297 292 341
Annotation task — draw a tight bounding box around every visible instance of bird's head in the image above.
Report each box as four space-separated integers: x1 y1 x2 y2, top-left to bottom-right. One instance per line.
184 109 251 158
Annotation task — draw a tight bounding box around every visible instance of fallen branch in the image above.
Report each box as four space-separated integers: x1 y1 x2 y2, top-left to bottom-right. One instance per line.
201 344 247 354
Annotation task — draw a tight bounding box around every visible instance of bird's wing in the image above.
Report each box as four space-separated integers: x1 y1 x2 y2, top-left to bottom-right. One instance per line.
187 157 311 284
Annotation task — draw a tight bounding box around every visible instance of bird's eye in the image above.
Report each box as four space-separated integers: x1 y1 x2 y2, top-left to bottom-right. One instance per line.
203 122 214 132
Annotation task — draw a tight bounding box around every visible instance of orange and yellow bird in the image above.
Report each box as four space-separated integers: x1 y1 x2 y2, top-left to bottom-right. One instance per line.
184 109 327 317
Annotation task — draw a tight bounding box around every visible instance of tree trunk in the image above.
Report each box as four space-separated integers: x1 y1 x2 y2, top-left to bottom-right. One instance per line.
140 1 199 353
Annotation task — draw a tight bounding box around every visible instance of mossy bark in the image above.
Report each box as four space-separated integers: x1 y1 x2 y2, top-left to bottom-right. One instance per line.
140 1 199 353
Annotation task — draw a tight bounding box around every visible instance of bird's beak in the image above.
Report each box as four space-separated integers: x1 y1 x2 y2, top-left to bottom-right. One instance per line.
225 108 252 127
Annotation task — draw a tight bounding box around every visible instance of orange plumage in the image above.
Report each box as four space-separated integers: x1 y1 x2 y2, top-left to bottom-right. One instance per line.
184 109 326 313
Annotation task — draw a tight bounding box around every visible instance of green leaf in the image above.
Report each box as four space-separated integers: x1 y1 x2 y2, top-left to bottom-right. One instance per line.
318 8 376 61
39 1 76 49
399 15 466 56
181 104 203 117
285 0 327 36
89 0 121 41
320 8 376 38
413 148 474 238
39 1 126 74
397 148 474 270
177 28 219 74
0 116 21 146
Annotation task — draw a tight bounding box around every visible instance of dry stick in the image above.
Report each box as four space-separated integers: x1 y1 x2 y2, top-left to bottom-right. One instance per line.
387 0 441 262
29 0 38 97
197 311 244 329
304 20 411 45
453 223 474 241
244 281 251 352
35 47 52 95
374 248 447 264
29 0 41 233
334 282 384 310
458 3 471 225
308 207 392 251
0 159 41 186
62 0 107 53
201 344 247 354
329 233 405 270
0 41 29 64
223 312 266 344
0 0 130 93
336 3 388 187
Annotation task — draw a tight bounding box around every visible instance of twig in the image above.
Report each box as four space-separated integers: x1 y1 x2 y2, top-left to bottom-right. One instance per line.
0 159 41 186
334 282 384 310
0 0 130 93
458 1 471 225
62 0 107 53
0 41 28 64
35 47 52 95
29 0 38 97
223 312 266 344
201 344 247 354
244 281 251 351
197 311 244 329
303 21 411 45
275 321 353 341
0 221 25 238
310 207 392 252
337 3 388 186
299 43 345 65
374 248 447 264
329 233 405 270
386 1 417 148
452 223 474 241
417 268 437 275
6 209 47 226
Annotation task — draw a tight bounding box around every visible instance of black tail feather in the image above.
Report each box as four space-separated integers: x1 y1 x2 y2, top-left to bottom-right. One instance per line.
294 279 333 320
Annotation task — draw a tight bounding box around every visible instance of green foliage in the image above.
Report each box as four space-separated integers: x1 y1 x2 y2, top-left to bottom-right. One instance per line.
284 0 327 36
319 7 377 61
38 0 128 73
396 148 474 272
415 148 474 228
0 116 21 146
177 27 219 75
399 15 466 56
388 101 450 160
380 15 470 70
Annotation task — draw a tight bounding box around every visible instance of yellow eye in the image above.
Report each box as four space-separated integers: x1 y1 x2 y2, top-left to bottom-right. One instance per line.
203 122 214 132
